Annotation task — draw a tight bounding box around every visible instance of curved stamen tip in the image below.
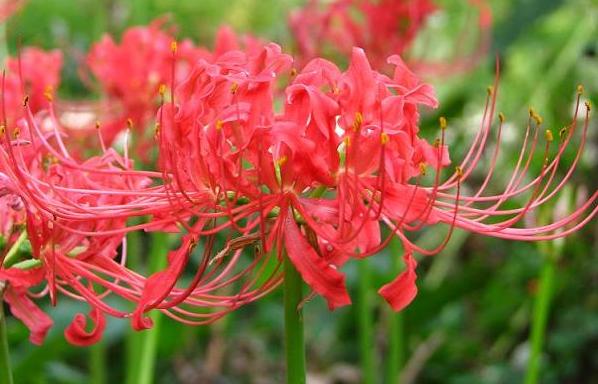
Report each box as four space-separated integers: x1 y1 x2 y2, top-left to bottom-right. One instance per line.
455 166 463 179
544 129 554 142
290 68 298 77
158 84 167 97
0 125 5 136
585 100 591 112
126 118 134 129
230 82 239 94
22 95 29 107
95 121 101 130
170 41 178 53
13 128 20 138
353 111 363 131
498 112 505 123
577 84 584 95
487 86 494 96
439 116 447 130
215 119 223 131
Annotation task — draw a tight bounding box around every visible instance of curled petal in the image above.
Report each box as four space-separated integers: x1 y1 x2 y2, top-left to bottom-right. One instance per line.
4 288 53 345
65 308 106 346
284 212 351 310
378 249 418 312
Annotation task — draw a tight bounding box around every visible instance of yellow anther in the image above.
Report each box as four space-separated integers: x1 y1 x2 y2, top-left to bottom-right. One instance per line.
498 112 505 123
577 84 584 95
22 95 29 107
13 128 20 138
532 112 543 125
433 137 441 148
353 112 363 131
95 121 101 130
290 68 297 77
487 86 493 96
559 126 568 138
158 84 167 97
276 155 288 167
528 107 535 118
332 86 340 95
545 129 553 142
170 41 178 53
126 118 134 129
585 100 591 111
380 132 389 145
0 125 5 135
419 162 427 176
439 116 447 130
455 166 463 178
43 85 53 102
343 135 351 147
230 82 239 94
215 120 223 131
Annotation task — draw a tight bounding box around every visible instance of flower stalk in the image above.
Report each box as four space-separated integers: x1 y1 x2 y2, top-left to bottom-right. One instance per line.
0 283 14 384
284 253 306 384
357 259 375 384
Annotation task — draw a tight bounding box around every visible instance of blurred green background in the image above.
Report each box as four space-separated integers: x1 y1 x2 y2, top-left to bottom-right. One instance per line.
2 0 597 383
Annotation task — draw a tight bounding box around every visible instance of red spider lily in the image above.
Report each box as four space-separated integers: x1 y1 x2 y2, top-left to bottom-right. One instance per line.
289 0 491 74
0 32 595 343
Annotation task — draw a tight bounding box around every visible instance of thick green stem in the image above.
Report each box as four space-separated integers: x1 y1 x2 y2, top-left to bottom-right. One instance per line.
524 256 556 384
284 255 306 384
89 342 107 384
357 259 375 384
134 232 168 384
0 296 14 384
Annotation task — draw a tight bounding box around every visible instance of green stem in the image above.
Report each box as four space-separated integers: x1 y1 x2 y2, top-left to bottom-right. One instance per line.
284 255 306 384
0 295 14 384
89 342 107 384
357 259 375 384
386 237 405 383
524 254 556 384
125 230 142 384
136 232 168 384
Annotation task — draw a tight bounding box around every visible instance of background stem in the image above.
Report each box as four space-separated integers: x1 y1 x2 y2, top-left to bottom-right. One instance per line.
0 298 14 384
524 254 556 384
89 341 107 384
284 255 306 384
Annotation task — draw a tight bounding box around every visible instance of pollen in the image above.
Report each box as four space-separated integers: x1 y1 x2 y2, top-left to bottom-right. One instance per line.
0 125 5 136
380 132 389 145
127 118 134 129
276 155 288 167
433 138 441 148
158 84 167 97
577 84 584 95
44 85 54 102
559 126 568 138
13 128 20 138
544 129 553 142
290 68 298 77
498 112 505 123
455 166 463 178
22 95 29 107
215 120 224 131
585 100 591 111
487 86 493 96
419 162 427 176
343 135 351 147
170 41 178 53
95 121 101 130
439 116 447 130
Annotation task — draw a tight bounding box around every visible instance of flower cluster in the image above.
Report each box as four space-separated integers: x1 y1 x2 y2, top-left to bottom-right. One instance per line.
0 18 595 346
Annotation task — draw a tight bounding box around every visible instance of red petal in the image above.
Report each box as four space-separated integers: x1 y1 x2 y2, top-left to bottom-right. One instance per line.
4 288 53 345
378 250 418 311
65 308 106 346
284 212 351 310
